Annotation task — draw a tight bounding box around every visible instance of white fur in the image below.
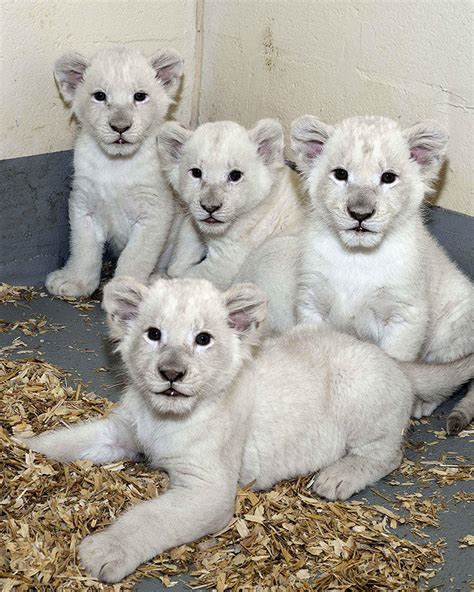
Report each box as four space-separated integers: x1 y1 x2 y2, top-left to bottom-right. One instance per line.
292 115 473 418
20 277 472 582
156 119 305 333
46 46 183 297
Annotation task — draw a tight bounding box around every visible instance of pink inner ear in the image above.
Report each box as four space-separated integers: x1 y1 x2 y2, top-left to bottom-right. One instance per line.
156 64 174 85
410 145 430 166
306 140 324 160
67 69 85 85
228 310 250 333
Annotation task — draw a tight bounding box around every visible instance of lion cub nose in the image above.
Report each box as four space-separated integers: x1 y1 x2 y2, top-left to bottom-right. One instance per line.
347 208 375 222
159 368 186 383
110 123 131 134
201 203 221 214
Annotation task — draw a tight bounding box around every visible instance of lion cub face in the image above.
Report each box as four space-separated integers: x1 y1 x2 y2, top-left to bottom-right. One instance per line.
157 120 284 236
291 116 447 248
103 277 266 415
55 46 183 157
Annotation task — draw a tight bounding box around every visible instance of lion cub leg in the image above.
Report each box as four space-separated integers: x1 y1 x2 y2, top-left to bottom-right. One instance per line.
312 438 403 501
46 199 104 297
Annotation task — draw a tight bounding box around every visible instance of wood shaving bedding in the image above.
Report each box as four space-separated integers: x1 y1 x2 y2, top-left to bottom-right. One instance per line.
0 283 42 305
0 316 65 336
1 358 450 590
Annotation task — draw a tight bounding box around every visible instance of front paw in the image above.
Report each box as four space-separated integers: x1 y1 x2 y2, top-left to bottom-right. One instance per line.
412 398 438 419
312 466 360 501
79 530 136 583
46 269 99 297
18 433 66 462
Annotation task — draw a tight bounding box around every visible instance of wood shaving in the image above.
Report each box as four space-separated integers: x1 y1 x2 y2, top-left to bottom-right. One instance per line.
2 358 445 591
0 315 64 336
0 283 42 305
397 456 473 486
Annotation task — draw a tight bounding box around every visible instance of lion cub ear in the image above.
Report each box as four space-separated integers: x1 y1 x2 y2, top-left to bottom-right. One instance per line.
54 52 90 103
149 48 184 99
248 119 284 166
402 121 448 185
157 122 192 166
291 115 334 176
102 277 149 341
224 283 267 339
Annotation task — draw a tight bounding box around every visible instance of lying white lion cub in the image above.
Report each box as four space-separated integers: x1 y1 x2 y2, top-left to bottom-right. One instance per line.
292 115 474 427
157 119 305 333
46 46 183 297
21 277 472 582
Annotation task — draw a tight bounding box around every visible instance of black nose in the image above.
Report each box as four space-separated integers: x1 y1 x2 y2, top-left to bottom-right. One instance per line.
110 123 131 133
348 208 375 222
159 368 186 383
201 203 221 214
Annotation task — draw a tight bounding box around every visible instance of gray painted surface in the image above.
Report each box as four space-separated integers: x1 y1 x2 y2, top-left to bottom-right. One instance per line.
0 150 72 284
424 205 473 278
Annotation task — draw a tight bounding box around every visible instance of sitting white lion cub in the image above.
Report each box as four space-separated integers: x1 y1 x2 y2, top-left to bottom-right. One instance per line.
46 46 183 297
156 119 305 332
21 276 472 583
292 115 474 427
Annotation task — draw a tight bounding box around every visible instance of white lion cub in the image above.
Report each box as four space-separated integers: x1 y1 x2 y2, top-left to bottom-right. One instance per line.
46 46 183 297
292 115 473 425
156 119 305 332
21 276 473 583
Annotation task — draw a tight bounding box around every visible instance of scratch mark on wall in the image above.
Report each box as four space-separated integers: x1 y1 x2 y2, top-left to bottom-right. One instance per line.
263 25 278 71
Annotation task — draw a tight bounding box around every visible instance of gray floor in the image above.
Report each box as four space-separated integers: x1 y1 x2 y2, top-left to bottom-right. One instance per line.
1 288 473 590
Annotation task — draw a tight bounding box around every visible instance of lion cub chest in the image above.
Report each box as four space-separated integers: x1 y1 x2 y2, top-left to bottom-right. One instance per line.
73 135 161 248
302 232 419 341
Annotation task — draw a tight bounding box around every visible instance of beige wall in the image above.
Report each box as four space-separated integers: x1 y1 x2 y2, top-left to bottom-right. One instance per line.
0 0 198 160
198 0 473 215
1 0 472 215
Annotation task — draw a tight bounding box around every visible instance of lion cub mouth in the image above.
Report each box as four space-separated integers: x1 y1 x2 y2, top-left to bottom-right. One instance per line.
156 387 189 397
114 138 130 145
350 225 373 233
203 217 224 225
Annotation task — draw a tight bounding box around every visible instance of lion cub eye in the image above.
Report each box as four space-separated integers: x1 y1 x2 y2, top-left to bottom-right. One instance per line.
146 327 161 341
93 91 107 102
228 169 243 182
332 168 348 181
134 92 148 102
190 168 202 179
381 171 397 184
195 332 212 346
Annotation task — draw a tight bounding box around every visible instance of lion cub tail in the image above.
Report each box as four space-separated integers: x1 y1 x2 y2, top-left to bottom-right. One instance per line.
400 353 474 404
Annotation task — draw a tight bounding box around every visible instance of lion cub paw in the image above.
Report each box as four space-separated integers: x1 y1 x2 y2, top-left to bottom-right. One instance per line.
46 269 99 297
312 465 364 501
79 530 136 583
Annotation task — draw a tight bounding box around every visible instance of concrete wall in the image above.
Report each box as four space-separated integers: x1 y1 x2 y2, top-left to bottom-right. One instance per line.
0 0 198 160
198 0 473 215
0 0 472 215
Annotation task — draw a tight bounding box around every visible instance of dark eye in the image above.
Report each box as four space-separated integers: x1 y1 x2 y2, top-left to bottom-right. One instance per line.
93 91 107 102
134 92 147 102
195 332 212 346
333 168 348 181
381 171 397 184
146 327 161 341
228 169 243 182
190 168 202 179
